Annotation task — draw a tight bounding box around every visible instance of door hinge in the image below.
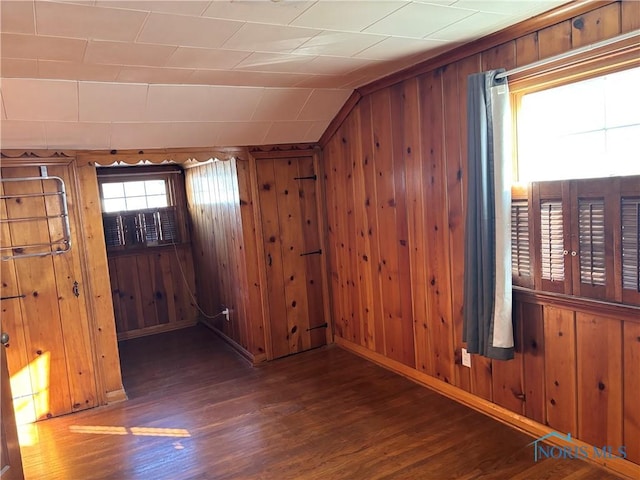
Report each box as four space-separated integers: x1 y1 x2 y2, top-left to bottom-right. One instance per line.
306 323 328 332
293 174 317 181
73 281 80 297
300 249 322 257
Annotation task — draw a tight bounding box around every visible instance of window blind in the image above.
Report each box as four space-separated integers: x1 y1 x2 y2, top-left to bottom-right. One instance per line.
511 199 531 277
622 197 640 291
578 198 606 286
102 206 179 248
540 200 564 281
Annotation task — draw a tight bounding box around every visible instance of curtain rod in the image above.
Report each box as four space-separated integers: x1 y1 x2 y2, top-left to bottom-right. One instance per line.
496 29 639 80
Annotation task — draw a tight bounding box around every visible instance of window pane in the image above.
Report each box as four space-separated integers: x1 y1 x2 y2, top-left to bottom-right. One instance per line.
102 182 124 199
146 194 168 208
518 66 640 182
144 180 167 196
124 181 146 197
103 198 126 213
126 196 147 210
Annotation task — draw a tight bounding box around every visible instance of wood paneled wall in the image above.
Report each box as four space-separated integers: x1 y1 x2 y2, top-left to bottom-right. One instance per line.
322 0 640 472
107 245 198 340
185 158 266 362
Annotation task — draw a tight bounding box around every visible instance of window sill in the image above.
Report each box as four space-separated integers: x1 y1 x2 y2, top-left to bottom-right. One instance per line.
106 242 190 258
513 286 640 323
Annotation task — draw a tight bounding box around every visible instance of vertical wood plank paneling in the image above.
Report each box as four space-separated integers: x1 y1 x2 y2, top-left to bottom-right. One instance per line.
623 321 640 464
515 32 539 66
544 306 577 435
403 77 432 375
521 302 545 424
621 0 640 31
538 21 572 59
576 313 623 448
571 2 621 48
2 167 72 418
359 97 386 354
418 69 454 384
390 83 416 368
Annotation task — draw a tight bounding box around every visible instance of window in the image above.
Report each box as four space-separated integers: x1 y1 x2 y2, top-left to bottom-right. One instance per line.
516 66 640 183
98 167 186 250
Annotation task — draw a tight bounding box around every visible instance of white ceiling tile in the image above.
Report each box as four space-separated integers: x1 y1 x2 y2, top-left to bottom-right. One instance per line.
291 1 407 32
103 121 220 150
136 13 243 49
1 33 87 62
187 70 310 87
79 82 148 121
293 75 352 89
428 11 508 42
299 56 376 75
38 60 121 81
35 1 148 41
234 52 316 74
222 23 321 54
263 121 315 145
2 78 78 121
214 121 271 147
1 0 35 34
365 2 475 37
355 37 448 60
252 88 312 121
297 89 351 121
166 47 250 70
116 66 195 83
304 120 331 142
84 40 176 67
451 0 565 15
1 58 39 78
202 1 315 25
293 31 386 57
45 122 111 149
95 1 211 15
0 121 47 149
145 85 263 122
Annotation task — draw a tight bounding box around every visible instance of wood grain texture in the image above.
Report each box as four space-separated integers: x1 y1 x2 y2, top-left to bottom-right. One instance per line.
19 326 627 480
623 321 640 464
184 158 266 361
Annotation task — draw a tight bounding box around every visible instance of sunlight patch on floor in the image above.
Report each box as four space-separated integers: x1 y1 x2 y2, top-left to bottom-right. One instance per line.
69 425 191 438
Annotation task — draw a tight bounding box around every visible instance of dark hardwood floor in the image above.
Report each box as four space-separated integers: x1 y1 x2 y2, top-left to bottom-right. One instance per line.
20 325 622 479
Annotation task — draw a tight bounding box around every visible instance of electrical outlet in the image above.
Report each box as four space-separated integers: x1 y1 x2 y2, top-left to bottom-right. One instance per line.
461 348 471 368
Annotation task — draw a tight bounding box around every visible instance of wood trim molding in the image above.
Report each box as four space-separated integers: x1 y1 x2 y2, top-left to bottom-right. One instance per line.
318 90 362 148
357 1 616 96
76 147 247 167
199 320 263 364
514 288 640 323
335 336 640 480
116 320 197 342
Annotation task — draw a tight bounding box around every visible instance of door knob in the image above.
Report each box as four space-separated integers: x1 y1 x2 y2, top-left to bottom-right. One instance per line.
1 332 9 346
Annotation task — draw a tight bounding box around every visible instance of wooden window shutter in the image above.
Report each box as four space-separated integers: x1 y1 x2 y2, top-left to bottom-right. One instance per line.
622 197 640 292
540 200 565 282
578 198 606 287
511 199 531 283
103 214 124 248
158 207 179 243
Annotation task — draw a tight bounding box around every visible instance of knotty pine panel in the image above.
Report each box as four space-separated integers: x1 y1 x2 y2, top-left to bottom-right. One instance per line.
623 321 640 464
521 302 545 424
576 313 623 449
185 159 266 360
107 246 197 340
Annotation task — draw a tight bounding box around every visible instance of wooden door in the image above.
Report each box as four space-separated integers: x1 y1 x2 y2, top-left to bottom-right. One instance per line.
1 333 24 480
0 163 98 423
256 156 327 359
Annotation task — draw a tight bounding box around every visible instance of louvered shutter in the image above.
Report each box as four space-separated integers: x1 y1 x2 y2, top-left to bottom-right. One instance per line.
158 207 179 243
578 198 606 286
102 214 124 248
511 200 531 280
540 200 564 282
622 197 640 292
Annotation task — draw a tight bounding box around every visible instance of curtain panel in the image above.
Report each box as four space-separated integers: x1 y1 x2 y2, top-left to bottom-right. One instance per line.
463 69 514 361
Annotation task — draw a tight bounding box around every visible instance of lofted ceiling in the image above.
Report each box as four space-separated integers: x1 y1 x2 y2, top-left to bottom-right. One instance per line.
0 0 569 151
